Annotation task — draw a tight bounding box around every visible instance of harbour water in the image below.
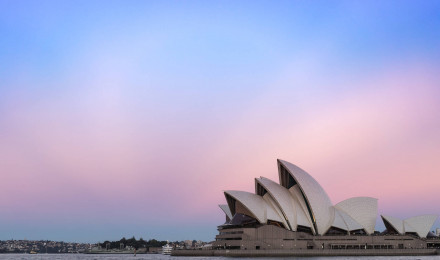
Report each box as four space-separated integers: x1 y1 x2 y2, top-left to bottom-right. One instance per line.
0 255 439 260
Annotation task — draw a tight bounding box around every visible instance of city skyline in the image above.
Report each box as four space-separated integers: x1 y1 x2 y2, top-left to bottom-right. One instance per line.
1 0 440 242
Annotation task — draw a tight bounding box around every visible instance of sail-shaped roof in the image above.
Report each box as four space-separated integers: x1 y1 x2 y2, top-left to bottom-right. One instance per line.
337 208 364 231
335 197 377 234
288 185 315 232
330 208 364 232
381 215 404 234
381 214 438 238
256 177 297 230
404 215 438 238
332 209 349 232
219 204 233 220
219 159 437 238
224 190 284 224
278 159 334 235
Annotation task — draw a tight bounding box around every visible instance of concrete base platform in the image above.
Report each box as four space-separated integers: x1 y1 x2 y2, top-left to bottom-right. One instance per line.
172 248 438 257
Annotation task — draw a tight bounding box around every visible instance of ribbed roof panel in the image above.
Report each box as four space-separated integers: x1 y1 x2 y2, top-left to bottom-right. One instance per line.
278 159 334 235
335 197 378 234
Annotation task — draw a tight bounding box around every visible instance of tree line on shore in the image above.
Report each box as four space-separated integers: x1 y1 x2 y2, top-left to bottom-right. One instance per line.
99 237 167 250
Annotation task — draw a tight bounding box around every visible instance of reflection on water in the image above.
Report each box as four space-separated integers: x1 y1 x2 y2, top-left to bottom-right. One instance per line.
0 254 439 260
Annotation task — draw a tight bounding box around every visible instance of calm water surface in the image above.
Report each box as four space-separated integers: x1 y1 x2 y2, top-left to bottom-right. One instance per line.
0 254 439 260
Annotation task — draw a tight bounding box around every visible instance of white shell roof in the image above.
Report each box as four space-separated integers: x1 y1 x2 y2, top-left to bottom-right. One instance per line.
381 215 404 234
224 190 283 224
404 215 438 238
262 193 287 226
278 160 334 235
256 177 297 231
219 159 436 238
332 209 349 231
335 197 378 234
289 186 314 231
337 209 364 231
381 214 438 238
219 204 233 220
331 208 364 232
404 222 416 233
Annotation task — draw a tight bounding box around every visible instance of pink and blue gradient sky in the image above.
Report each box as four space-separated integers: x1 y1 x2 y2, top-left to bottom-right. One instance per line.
1 1 440 242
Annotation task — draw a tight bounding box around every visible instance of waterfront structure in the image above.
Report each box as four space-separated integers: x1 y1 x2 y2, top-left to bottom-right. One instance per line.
162 243 172 255
212 159 440 252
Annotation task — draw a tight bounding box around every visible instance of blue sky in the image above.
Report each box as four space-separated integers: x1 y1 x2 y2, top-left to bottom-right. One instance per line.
1 0 440 242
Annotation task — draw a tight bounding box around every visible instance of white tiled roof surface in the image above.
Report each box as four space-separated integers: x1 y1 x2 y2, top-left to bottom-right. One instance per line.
257 177 298 230
224 190 284 224
278 160 334 235
219 204 233 220
404 215 438 238
335 197 378 234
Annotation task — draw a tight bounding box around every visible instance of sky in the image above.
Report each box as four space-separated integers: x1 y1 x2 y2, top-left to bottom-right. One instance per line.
1 0 440 243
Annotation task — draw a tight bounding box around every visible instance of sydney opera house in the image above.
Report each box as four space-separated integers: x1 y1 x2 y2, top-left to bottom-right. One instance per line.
213 159 440 252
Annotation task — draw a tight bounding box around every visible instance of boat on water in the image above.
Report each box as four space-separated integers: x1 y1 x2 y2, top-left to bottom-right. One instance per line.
162 243 172 255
